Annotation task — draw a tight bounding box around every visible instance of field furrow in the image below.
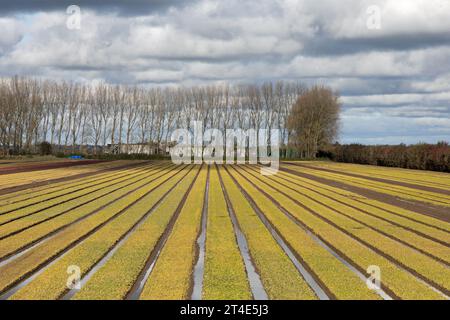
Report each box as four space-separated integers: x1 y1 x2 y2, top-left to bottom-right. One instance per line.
226 166 381 300
284 164 450 207
138 166 208 300
9 165 196 300
231 166 446 299
0 165 184 295
270 167 450 243
0 165 175 260
243 166 450 265
218 166 318 300
238 166 450 294
202 165 252 300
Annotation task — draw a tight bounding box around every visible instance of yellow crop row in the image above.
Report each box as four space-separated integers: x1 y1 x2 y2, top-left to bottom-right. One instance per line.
277 167 450 233
284 164 450 207
72 166 199 300
0 163 162 224
139 166 208 299
243 166 450 264
232 166 445 299
239 167 450 294
0 165 184 295
10 166 196 300
290 161 450 190
0 165 178 262
0 161 154 209
0 160 137 190
272 172 450 244
218 166 318 300
227 166 380 300
202 166 252 300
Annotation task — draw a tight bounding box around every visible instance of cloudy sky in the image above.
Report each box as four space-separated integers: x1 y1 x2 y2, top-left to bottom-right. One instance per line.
1 0 449 144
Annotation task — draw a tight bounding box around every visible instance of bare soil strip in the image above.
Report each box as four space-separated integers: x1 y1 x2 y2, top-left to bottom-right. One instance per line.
0 162 156 213
256 166 450 246
242 167 450 297
0 161 150 196
286 164 450 205
0 160 109 175
224 166 331 300
0 166 186 298
280 166 450 223
243 166 450 265
125 166 202 300
0 164 174 245
286 162 450 196
217 165 268 300
0 163 159 221
190 166 210 300
62 166 197 300
0 165 180 266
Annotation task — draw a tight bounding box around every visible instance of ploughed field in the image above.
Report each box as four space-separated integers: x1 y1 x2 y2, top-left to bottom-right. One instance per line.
0 160 449 300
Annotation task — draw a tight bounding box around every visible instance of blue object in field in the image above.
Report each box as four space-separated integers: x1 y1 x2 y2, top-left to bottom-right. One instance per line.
69 155 84 160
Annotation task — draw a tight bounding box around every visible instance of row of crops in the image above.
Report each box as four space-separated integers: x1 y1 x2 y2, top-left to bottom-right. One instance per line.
0 161 448 300
0 160 142 191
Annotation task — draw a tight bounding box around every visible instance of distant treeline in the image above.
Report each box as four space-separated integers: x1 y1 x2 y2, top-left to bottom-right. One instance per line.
325 142 450 172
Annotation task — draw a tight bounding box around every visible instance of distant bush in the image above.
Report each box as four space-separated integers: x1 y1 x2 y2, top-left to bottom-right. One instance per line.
39 142 52 156
327 142 450 172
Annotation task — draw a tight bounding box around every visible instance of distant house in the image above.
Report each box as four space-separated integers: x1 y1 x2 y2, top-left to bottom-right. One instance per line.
106 142 173 155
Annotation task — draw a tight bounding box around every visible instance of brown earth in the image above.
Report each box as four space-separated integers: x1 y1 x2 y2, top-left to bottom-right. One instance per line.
0 160 109 175
285 162 450 196
279 166 450 223
0 161 149 196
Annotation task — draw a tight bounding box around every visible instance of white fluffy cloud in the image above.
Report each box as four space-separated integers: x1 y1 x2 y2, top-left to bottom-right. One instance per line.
1 0 449 143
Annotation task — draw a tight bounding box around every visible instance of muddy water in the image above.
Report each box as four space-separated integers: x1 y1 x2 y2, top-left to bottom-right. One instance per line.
254 206 330 300
224 167 330 300
218 168 268 300
191 168 209 300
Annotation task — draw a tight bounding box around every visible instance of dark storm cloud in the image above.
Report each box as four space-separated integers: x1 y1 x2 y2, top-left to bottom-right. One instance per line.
0 0 449 144
302 32 450 56
0 0 195 16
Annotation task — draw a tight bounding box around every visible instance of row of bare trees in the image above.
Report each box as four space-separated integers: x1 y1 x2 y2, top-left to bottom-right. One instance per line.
1 76 314 157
